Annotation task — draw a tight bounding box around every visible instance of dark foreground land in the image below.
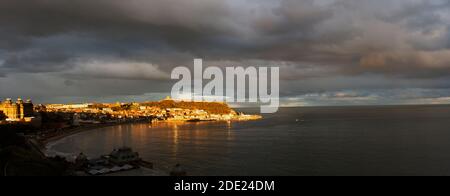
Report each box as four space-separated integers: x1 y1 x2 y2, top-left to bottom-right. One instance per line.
0 124 70 176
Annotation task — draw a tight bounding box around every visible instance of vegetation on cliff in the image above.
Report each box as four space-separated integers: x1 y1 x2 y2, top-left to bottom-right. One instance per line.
142 100 234 115
0 112 6 121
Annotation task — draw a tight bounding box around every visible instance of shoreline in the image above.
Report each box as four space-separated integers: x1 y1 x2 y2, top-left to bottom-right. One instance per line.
37 120 154 156
33 122 140 161
38 121 171 176
42 116 262 145
39 116 262 176
40 121 141 146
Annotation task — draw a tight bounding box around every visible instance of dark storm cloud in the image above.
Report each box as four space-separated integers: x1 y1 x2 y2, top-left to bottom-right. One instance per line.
2 0 450 104
2 0 449 76
0 0 233 75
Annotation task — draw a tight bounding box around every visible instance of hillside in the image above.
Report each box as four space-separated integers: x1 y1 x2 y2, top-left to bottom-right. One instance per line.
142 100 234 115
0 125 70 176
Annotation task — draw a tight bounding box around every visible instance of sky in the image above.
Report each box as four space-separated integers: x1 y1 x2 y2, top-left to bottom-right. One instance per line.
1 0 450 106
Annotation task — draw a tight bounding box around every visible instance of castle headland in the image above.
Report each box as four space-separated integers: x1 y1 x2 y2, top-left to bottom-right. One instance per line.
42 97 262 124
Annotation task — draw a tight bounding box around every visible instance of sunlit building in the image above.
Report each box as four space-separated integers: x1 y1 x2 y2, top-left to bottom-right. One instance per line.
0 98 34 121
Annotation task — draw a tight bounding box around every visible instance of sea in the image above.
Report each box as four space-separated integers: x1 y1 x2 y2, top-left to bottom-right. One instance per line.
46 105 450 176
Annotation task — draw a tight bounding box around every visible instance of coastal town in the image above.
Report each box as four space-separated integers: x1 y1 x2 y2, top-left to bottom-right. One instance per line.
1 96 261 128
0 96 261 176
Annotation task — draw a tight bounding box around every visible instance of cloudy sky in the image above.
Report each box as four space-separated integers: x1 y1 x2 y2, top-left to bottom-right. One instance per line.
1 0 450 106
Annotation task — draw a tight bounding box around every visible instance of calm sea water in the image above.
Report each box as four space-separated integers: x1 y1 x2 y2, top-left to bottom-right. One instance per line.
47 105 450 176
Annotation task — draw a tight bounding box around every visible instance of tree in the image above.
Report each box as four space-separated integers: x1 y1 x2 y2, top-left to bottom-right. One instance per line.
0 111 6 121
